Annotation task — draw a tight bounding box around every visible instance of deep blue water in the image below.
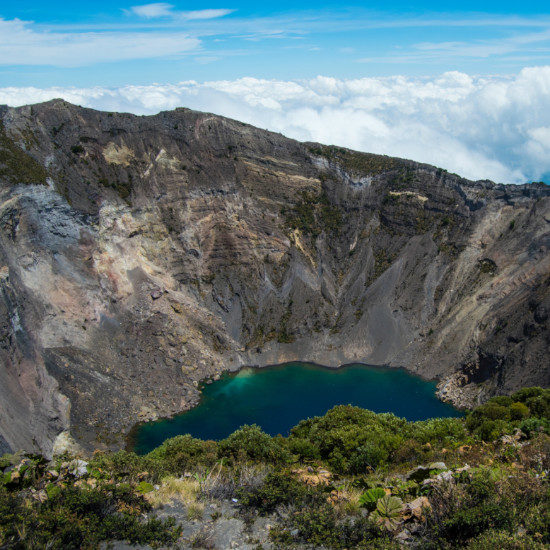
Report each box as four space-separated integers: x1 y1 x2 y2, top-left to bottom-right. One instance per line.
132 362 461 454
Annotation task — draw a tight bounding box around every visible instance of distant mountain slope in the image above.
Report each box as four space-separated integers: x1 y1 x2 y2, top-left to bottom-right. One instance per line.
0 99 548 455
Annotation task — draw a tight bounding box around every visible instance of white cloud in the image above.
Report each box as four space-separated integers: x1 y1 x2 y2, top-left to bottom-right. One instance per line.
1 67 550 183
0 18 200 67
130 3 174 18
179 9 234 21
129 4 234 21
411 28 550 60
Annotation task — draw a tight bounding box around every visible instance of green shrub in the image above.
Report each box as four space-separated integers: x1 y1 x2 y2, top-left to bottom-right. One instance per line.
463 389 548 442
286 437 320 460
437 501 514 544
511 387 544 403
490 396 514 407
525 392 550 418
136 481 154 494
522 501 550 542
0 453 17 471
519 418 549 437
146 434 218 474
237 471 324 514
428 465 547 547
475 419 512 442
272 503 387 548
0 483 180 549
350 442 388 472
290 406 405 473
45 482 62 499
89 450 152 480
411 417 468 445
272 504 337 546
467 470 499 503
219 425 291 464
466 529 547 550
509 402 530 420
468 402 511 425
391 438 426 464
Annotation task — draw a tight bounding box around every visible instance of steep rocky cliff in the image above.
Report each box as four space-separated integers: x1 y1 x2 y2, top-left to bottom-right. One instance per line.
0 99 548 456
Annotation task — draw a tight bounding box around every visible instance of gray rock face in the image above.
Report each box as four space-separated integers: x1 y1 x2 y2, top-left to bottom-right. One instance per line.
0 99 548 455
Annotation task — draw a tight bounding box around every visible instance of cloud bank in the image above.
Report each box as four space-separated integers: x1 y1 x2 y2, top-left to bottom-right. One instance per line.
2 67 550 183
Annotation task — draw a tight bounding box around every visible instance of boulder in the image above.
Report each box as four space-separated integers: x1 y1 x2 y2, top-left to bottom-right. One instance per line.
68 459 88 477
403 496 431 521
423 470 454 486
395 529 413 543
406 466 431 482
150 289 162 300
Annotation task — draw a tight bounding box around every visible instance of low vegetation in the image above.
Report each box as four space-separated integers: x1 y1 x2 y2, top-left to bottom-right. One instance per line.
282 189 344 237
308 144 402 175
0 122 49 185
1 387 548 548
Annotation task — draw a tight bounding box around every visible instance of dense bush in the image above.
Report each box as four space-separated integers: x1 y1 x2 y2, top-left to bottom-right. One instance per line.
410 417 468 445
466 530 547 550
89 450 153 480
465 388 550 441
290 406 406 473
0 483 180 549
271 502 398 549
145 434 218 474
236 470 326 514
218 424 291 464
285 436 320 460
428 466 548 547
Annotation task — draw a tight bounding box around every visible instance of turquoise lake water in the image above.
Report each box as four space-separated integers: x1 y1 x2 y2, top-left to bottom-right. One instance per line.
132 362 461 454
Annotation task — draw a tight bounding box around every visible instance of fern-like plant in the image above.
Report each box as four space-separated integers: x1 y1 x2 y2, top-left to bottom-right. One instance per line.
370 495 404 531
358 487 386 511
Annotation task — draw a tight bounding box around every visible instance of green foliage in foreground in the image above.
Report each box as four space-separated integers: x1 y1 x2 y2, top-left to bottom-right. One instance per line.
358 487 387 510
0 481 180 549
1 387 548 549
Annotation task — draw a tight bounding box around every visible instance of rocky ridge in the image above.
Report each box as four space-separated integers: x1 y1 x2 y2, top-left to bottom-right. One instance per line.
0 99 548 455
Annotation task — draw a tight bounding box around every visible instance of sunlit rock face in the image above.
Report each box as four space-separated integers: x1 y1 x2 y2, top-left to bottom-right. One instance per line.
0 99 548 455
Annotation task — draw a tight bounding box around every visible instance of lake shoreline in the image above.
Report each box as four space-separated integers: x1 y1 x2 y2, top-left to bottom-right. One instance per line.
128 361 463 455
125 361 401 452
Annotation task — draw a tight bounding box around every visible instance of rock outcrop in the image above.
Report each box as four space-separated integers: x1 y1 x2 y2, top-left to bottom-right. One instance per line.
0 100 548 455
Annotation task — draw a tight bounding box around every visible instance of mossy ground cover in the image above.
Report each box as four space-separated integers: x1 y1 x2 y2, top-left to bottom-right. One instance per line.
0 122 48 185
1 387 548 548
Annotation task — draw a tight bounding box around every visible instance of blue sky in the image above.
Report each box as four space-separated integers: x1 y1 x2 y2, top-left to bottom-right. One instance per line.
1 2 550 85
